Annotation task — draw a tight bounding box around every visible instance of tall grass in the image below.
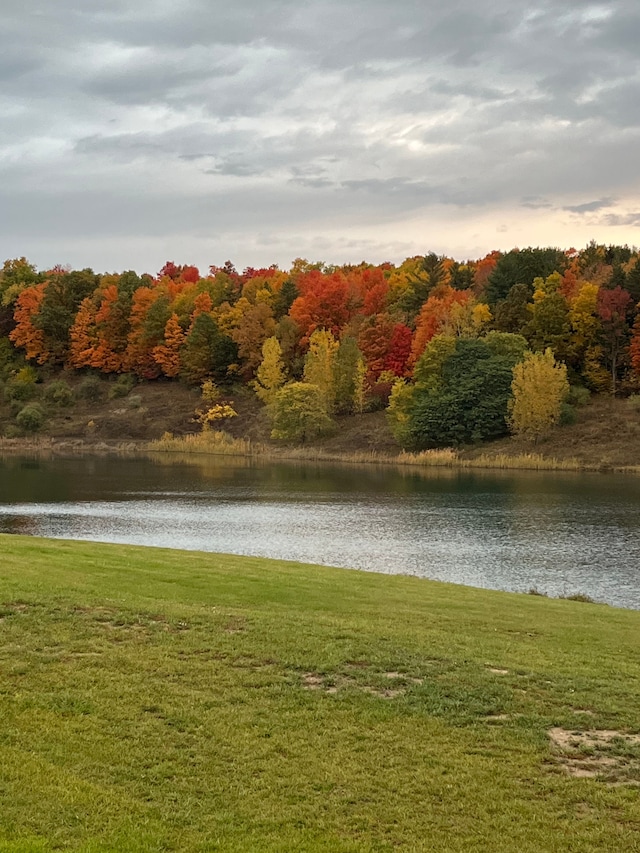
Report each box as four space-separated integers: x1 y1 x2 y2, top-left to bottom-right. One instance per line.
148 432 586 473
397 448 584 471
148 429 260 456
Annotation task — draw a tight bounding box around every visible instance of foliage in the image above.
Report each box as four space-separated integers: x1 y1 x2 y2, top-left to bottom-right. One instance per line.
491 284 532 333
180 313 238 385
597 286 632 395
302 328 339 413
523 277 571 361
270 382 335 442
77 375 103 402
387 379 414 446
106 373 135 399
15 402 46 432
43 379 74 407
412 335 457 391
3 245 640 447
508 349 570 441
406 339 518 448
253 336 286 405
333 336 365 415
4 366 38 402
195 403 238 430
485 247 567 304
566 385 591 407
483 331 529 363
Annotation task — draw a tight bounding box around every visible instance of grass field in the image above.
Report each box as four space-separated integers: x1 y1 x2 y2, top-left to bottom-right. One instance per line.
1 535 639 852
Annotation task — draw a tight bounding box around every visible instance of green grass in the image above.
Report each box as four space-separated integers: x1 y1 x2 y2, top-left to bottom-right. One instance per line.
1 535 640 852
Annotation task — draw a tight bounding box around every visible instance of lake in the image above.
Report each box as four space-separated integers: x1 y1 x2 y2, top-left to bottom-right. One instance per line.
1 453 640 608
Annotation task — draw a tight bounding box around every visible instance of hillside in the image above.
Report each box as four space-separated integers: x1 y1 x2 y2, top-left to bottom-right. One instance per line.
2 373 640 472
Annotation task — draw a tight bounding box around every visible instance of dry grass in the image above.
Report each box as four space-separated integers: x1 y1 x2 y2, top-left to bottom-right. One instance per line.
148 429 261 456
397 448 584 471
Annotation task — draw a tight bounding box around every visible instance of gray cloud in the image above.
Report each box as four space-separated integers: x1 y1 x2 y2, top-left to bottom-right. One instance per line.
564 198 616 214
1 0 640 272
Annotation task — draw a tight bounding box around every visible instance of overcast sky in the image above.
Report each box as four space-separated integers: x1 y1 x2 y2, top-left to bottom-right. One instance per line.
1 0 639 274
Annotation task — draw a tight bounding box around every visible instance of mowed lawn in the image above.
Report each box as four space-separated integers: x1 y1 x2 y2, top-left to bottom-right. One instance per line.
1 534 639 852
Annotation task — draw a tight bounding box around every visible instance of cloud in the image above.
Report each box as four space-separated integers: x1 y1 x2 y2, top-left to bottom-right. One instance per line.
564 198 616 214
2 0 640 272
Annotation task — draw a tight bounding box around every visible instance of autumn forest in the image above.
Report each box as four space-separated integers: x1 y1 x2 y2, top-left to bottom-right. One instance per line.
1 243 640 448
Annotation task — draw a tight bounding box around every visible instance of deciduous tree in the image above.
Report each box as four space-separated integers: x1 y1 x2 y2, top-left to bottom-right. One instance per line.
508 349 569 441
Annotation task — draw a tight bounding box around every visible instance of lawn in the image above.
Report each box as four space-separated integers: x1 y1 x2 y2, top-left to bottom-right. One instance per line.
1 534 639 851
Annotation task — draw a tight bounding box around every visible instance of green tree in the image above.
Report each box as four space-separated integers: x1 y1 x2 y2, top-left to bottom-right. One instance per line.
180 313 238 385
34 268 98 363
483 331 529 363
492 283 532 333
270 382 335 443
402 338 525 449
387 378 414 446
333 336 364 415
485 248 566 305
508 349 569 441
412 335 457 391
524 276 571 362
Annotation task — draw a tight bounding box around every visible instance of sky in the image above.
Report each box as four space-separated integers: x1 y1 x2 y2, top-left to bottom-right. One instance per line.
2 0 640 275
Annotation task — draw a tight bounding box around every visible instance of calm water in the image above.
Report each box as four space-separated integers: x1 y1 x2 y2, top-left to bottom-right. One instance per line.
1 453 640 608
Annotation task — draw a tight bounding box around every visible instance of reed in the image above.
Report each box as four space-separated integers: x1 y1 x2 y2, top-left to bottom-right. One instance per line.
148 430 261 456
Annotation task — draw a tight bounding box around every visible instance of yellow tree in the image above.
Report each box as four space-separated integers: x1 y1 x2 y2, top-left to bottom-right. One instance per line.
508 349 569 441
252 336 286 405
568 281 600 370
302 328 339 413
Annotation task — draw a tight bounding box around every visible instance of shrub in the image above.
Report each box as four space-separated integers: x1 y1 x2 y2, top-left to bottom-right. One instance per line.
15 403 46 433
627 394 640 413
125 394 143 410
43 380 74 407
108 374 136 399
566 385 591 407
77 375 103 402
5 367 38 402
559 402 577 426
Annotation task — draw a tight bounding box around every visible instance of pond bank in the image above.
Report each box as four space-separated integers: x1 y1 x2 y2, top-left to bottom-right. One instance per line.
2 431 640 475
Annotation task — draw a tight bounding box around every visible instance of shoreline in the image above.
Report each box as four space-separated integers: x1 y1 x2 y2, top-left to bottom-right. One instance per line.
1 432 639 475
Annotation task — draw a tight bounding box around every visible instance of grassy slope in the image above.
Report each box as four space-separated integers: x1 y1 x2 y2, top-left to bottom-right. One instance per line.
1 535 639 852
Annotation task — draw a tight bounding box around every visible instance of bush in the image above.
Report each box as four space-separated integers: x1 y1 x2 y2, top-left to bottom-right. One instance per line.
627 394 640 413
125 394 143 410
77 375 103 402
5 367 38 402
0 337 22 381
566 385 591 407
559 402 577 426
15 403 46 433
108 374 136 399
43 380 74 407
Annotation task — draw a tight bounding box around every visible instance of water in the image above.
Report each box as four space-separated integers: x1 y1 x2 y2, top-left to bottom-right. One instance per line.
1 453 640 608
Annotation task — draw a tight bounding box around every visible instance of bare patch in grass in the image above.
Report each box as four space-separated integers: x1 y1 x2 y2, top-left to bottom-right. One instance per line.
301 671 414 699
549 728 640 784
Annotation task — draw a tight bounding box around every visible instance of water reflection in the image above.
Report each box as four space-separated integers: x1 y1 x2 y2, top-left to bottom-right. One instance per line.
1 453 640 608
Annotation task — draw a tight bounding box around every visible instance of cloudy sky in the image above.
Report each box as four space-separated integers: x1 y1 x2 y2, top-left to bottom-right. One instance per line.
2 0 639 274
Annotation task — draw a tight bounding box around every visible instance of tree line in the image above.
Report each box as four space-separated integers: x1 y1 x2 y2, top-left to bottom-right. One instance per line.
1 243 640 446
